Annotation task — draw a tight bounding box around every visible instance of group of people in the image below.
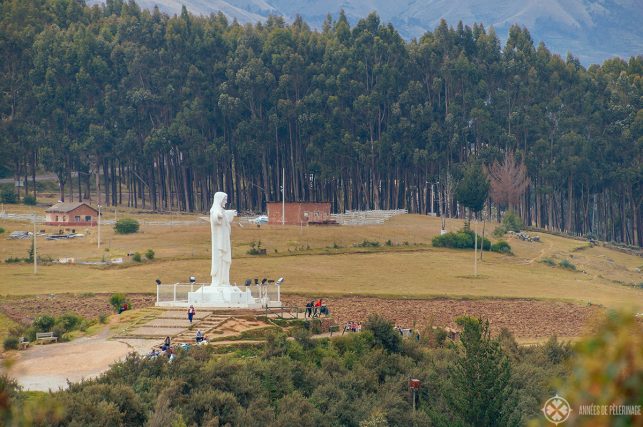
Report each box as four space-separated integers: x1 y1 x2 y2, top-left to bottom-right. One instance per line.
343 321 362 334
147 331 205 360
146 336 177 361
305 299 329 318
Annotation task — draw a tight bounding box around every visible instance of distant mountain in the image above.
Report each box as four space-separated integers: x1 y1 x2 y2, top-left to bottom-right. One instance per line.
87 0 643 64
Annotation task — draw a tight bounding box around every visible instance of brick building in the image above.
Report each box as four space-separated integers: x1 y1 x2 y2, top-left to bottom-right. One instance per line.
45 202 99 226
266 202 333 225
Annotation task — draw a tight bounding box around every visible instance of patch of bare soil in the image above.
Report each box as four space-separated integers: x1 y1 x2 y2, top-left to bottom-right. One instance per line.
0 293 156 325
283 296 603 339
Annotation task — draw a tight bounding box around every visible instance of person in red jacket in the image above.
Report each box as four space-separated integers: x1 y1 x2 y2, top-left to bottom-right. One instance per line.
313 299 322 317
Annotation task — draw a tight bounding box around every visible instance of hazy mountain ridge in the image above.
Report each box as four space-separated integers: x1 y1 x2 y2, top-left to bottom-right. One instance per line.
87 0 643 64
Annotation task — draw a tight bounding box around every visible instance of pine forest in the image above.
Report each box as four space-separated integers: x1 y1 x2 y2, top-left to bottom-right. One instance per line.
0 0 641 246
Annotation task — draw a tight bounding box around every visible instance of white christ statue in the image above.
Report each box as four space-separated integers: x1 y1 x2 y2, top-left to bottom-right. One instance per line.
210 192 237 286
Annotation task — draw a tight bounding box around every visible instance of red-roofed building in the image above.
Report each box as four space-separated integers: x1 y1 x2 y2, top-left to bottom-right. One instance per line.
45 202 98 226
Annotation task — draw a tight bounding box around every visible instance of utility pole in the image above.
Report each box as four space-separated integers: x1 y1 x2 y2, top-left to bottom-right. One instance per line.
281 168 285 226
33 213 37 274
474 217 478 276
97 204 102 249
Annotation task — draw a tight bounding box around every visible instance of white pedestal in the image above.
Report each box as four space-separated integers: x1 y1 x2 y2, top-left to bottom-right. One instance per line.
188 285 260 308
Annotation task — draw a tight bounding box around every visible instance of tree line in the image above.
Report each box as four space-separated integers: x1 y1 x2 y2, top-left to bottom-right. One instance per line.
0 0 641 245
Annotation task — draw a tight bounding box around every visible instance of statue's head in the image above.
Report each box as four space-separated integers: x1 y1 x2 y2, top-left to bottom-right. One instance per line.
213 192 227 209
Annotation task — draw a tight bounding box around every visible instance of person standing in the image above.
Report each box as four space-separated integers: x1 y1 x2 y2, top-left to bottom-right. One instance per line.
188 305 196 324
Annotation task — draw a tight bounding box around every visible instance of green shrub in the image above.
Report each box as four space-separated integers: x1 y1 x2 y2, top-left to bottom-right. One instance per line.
114 218 139 234
0 227 5 234
23 195 37 205
502 211 523 232
109 293 127 311
432 229 491 250
490 241 512 254
492 225 507 237
33 315 55 332
132 252 142 262
559 259 576 270
3 336 19 350
354 239 380 248
98 313 108 324
364 314 401 353
56 313 83 332
4 257 24 263
144 249 155 260
493 212 523 237
0 189 17 204
79 319 93 332
541 258 556 267
246 240 267 255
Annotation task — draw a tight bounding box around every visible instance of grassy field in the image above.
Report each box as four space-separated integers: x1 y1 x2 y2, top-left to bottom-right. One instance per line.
1 204 641 310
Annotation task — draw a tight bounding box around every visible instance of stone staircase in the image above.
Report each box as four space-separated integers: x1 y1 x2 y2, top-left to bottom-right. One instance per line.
172 314 269 345
113 307 272 347
172 313 230 344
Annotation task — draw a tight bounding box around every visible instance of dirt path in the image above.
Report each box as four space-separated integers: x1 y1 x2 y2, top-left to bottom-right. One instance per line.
6 327 131 391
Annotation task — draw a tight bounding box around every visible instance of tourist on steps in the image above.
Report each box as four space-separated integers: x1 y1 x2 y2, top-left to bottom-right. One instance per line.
188 305 196 324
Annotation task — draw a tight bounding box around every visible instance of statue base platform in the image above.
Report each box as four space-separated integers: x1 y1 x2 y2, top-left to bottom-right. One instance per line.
187 285 259 308
155 283 281 309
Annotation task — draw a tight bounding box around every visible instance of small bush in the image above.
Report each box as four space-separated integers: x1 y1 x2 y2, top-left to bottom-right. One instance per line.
502 211 523 232
109 293 127 311
493 212 523 237
541 258 556 267
114 218 140 234
98 313 108 324
145 249 155 260
3 336 19 350
79 319 94 332
432 229 491 250
559 259 576 270
132 252 142 262
0 227 5 234
33 315 55 332
492 225 507 237
385 239 392 246
247 240 267 255
4 257 24 263
56 313 83 332
354 239 380 248
364 314 401 353
490 240 512 254
23 195 37 205
0 189 18 204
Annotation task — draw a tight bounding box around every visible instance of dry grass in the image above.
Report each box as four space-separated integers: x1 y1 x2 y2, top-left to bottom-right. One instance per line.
1 209 641 310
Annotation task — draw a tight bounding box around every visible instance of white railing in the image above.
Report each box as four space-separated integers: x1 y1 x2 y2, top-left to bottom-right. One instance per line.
331 209 408 225
156 282 281 308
